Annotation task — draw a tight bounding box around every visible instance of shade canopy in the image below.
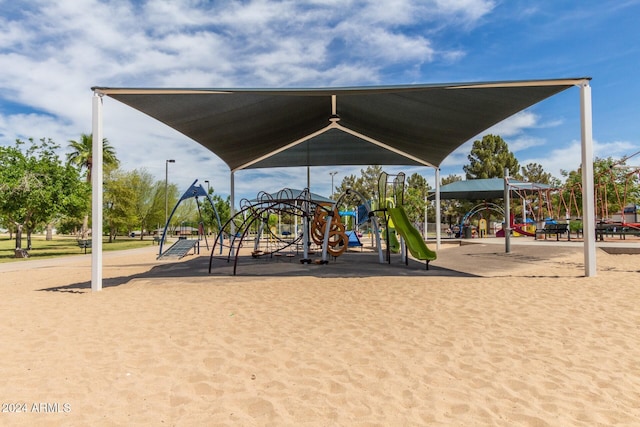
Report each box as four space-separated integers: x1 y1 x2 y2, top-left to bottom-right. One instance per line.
431 178 555 200
93 78 588 172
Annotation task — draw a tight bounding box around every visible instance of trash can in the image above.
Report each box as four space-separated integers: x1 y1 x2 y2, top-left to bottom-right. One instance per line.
463 226 472 239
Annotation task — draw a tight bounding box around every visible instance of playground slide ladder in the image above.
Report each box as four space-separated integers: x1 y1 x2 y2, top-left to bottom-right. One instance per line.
158 239 199 260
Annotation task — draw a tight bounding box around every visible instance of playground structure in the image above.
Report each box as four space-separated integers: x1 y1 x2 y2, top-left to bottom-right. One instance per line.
451 152 640 239
454 182 575 239
513 152 640 235
208 187 385 275
376 172 437 269
311 202 352 257
457 202 505 238
158 180 222 260
585 152 640 232
208 171 439 274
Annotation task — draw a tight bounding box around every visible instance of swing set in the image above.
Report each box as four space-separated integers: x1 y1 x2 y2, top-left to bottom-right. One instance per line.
544 151 640 236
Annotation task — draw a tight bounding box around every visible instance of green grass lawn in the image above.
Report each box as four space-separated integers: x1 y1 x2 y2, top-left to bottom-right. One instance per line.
0 235 160 263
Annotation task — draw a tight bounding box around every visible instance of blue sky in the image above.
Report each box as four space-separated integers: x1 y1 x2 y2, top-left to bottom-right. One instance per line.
1 0 639 203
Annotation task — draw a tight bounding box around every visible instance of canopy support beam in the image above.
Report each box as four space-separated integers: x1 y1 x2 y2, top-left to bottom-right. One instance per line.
230 171 235 236
504 169 511 254
435 167 441 249
580 82 596 276
91 92 104 292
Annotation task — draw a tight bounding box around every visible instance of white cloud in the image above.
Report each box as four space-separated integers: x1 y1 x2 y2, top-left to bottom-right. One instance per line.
594 140 639 161
0 113 74 144
486 111 538 137
522 139 639 181
3 0 590 202
433 0 496 22
508 136 547 153
0 16 32 50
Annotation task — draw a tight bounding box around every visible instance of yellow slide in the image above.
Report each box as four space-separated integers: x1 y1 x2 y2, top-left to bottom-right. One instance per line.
387 207 437 269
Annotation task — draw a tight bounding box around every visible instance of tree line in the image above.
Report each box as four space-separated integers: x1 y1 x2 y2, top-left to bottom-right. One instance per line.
1 133 638 253
333 134 639 230
0 134 228 252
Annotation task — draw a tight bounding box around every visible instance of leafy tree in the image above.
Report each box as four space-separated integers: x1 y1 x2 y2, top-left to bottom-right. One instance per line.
200 186 231 235
521 162 555 185
104 169 137 242
0 138 85 254
171 199 200 234
359 165 383 200
459 135 519 230
404 173 433 228
335 174 361 209
128 169 167 239
335 174 358 196
463 134 519 179
67 133 119 182
335 165 384 210
67 133 119 238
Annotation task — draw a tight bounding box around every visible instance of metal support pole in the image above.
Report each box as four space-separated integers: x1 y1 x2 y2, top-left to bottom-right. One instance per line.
91 92 103 292
504 168 511 253
321 210 333 263
423 193 428 240
230 171 235 255
302 189 311 263
435 167 441 250
580 82 597 276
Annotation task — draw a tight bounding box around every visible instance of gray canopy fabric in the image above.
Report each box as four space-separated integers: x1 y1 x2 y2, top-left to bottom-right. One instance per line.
93 79 588 172
430 178 555 200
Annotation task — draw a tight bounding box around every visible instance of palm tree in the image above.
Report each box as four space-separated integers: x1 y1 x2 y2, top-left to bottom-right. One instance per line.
67 133 119 238
67 133 119 183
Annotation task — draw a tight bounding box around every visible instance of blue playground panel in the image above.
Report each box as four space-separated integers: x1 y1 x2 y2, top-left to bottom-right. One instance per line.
345 230 363 247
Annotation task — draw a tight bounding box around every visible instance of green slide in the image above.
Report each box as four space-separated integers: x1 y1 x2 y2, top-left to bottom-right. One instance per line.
387 207 437 268
387 227 400 253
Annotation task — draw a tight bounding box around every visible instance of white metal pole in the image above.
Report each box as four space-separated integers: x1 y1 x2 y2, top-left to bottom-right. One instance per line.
435 167 441 250
580 82 597 277
230 171 235 239
229 171 236 235
91 92 103 292
504 168 511 253
423 193 428 240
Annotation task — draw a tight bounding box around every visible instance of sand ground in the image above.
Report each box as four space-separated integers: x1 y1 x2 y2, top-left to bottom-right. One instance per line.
0 239 639 426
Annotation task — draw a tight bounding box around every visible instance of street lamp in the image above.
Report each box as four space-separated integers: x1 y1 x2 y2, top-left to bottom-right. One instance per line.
165 159 175 228
329 171 338 197
204 180 210 193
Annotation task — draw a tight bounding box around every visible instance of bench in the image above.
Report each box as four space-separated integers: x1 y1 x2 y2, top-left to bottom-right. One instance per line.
77 239 92 254
153 236 162 245
535 223 570 241
597 225 640 241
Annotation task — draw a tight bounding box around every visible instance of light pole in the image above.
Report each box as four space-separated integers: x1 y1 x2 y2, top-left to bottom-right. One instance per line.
329 171 338 197
204 180 210 194
165 159 175 228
